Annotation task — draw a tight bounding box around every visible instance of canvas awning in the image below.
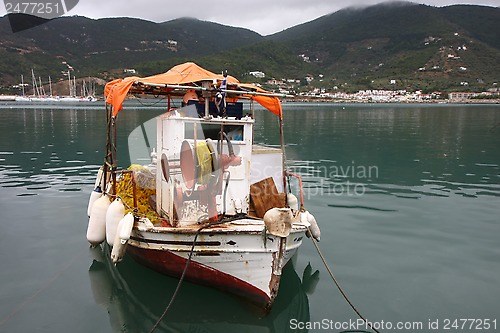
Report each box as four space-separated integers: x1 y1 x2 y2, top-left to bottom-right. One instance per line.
104 62 284 118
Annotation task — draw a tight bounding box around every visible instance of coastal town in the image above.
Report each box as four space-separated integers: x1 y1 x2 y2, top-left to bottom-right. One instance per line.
2 85 498 104
294 87 500 103
250 72 500 103
1 68 498 104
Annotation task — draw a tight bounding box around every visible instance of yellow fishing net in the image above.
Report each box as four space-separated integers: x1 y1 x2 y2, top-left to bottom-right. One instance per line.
115 164 160 224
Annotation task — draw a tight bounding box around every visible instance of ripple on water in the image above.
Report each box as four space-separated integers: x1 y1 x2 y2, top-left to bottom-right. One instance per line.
0 161 100 195
16 193 37 197
327 203 397 212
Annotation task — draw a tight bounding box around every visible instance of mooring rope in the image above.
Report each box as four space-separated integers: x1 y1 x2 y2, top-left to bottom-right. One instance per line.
147 214 380 333
308 227 381 333
148 227 203 333
134 96 167 107
149 217 236 333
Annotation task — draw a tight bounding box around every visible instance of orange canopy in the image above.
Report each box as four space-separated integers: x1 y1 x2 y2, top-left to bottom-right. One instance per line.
104 62 283 118
139 62 239 86
239 83 283 118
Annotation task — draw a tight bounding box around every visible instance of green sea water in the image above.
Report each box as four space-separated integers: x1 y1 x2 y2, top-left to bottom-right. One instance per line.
0 102 499 332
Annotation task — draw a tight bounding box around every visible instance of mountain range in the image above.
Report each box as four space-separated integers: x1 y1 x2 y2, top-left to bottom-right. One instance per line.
0 1 499 94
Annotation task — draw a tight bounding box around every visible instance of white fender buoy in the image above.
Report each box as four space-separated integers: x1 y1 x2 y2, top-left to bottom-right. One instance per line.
300 210 310 226
306 211 321 242
87 186 102 217
105 181 112 195
94 166 104 189
111 217 125 264
105 198 125 246
264 207 293 237
111 212 135 264
287 193 299 212
119 212 135 243
87 195 110 246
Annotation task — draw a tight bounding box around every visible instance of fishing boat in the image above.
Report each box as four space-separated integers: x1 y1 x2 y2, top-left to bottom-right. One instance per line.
86 62 320 311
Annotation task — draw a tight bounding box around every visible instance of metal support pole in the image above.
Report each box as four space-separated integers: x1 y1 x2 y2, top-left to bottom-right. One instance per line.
279 116 287 196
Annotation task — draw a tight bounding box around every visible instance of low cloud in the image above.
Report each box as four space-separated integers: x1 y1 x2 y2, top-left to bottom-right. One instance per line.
2 0 497 35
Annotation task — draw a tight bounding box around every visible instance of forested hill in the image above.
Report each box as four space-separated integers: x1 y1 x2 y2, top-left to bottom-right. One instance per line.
266 2 500 92
1 2 499 93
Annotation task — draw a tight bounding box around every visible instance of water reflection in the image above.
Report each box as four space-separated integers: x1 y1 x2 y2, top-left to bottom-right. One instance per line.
278 105 500 201
88 246 316 333
3 105 499 200
2 104 499 332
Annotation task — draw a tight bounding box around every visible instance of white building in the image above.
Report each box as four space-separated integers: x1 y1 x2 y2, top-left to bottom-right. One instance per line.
249 71 265 78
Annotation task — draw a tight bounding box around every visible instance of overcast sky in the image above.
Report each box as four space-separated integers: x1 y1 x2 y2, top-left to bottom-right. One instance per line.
1 0 498 35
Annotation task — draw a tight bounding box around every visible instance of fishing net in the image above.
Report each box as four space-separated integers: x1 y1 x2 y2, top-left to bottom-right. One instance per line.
131 164 156 189
116 165 160 224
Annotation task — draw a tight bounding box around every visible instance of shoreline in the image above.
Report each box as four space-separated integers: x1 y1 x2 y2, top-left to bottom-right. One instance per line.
286 97 500 104
1 94 499 106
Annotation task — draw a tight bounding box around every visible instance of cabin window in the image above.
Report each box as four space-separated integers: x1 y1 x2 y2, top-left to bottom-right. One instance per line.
184 123 244 141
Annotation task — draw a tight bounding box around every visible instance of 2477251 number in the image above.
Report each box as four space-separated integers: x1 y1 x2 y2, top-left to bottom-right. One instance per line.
443 319 496 330
5 2 61 15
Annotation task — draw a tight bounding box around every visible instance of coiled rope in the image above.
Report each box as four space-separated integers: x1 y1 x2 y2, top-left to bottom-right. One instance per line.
308 227 381 333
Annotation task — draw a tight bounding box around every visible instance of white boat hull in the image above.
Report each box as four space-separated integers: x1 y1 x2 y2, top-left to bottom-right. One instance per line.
127 219 307 310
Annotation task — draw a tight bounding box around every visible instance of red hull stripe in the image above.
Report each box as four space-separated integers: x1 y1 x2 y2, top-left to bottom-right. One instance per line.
126 246 272 308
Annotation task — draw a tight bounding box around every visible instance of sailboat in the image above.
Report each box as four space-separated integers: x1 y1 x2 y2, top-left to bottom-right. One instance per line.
13 74 31 102
14 69 98 103
59 70 98 102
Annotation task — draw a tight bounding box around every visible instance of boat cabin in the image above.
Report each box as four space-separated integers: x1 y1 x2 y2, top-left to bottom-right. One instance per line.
103 62 289 228
156 107 282 226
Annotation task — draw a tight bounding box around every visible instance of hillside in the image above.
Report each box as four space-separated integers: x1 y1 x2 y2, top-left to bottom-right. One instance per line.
1 2 499 94
268 2 500 92
0 14 262 91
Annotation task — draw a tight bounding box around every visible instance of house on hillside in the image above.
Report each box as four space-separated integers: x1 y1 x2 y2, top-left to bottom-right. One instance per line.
249 71 265 78
267 79 284 86
448 92 477 101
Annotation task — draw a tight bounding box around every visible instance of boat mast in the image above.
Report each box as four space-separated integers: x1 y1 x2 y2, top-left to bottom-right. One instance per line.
280 116 287 195
68 70 72 96
39 77 45 96
31 69 38 97
104 103 118 196
21 74 25 96
48 76 53 96
85 78 89 96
